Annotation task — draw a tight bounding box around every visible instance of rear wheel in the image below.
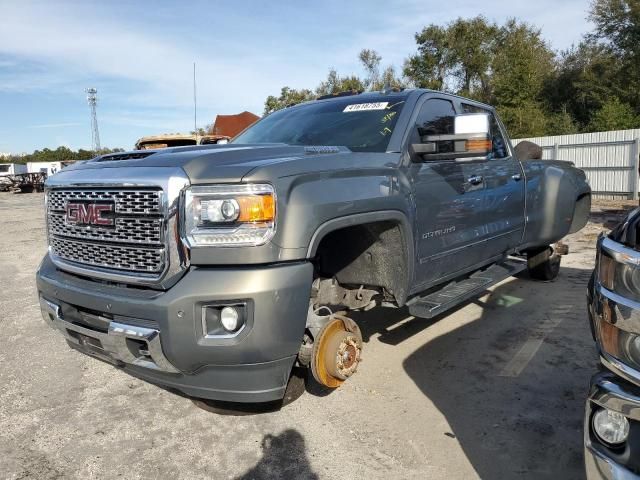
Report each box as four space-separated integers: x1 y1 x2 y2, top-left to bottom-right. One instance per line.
527 246 561 281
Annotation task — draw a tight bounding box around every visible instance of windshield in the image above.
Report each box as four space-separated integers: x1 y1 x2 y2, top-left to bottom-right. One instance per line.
233 95 407 152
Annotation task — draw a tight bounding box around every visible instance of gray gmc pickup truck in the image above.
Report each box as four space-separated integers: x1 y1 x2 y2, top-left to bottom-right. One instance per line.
36 89 591 404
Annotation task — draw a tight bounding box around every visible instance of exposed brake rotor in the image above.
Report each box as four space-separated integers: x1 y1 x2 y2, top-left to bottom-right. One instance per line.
310 315 363 388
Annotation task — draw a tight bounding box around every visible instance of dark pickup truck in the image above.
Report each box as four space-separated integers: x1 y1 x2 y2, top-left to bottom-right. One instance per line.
37 89 590 404
586 209 640 479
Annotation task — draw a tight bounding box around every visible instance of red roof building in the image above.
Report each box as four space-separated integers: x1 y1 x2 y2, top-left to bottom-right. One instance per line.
209 111 260 138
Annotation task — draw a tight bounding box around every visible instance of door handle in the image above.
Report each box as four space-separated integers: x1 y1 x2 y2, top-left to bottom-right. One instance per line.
512 173 522 181
467 175 484 185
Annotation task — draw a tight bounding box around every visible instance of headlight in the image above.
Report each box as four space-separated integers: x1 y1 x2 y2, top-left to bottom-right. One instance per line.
184 184 275 247
599 251 640 302
596 316 640 372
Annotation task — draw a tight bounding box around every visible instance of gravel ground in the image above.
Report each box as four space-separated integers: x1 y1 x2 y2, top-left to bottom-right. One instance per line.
0 192 631 479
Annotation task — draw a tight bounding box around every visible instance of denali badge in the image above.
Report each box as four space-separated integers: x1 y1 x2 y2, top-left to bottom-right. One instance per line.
66 203 115 227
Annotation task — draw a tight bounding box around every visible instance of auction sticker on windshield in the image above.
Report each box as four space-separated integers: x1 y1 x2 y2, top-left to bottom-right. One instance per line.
343 102 388 112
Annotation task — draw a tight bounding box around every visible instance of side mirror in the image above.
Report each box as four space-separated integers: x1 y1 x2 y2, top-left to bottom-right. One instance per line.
410 113 492 162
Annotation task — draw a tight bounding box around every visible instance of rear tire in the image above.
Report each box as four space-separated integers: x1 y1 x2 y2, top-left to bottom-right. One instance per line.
527 246 561 281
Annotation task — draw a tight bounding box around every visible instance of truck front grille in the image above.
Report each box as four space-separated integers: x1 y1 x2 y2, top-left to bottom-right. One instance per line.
47 188 166 276
51 237 165 273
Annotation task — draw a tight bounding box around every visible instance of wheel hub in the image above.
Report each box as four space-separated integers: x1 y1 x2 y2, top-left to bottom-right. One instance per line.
311 316 363 388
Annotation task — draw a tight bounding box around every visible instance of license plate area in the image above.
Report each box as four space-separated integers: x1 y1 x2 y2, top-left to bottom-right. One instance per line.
67 329 103 350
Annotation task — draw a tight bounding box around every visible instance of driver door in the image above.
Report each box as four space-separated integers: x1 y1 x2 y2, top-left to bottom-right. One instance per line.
408 97 524 289
407 97 491 289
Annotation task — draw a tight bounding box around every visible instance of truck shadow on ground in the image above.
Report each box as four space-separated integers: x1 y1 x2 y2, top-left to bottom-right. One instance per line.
356 266 597 479
234 429 318 480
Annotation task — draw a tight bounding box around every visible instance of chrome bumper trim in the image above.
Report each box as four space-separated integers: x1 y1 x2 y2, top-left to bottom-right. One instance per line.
40 296 179 373
585 374 640 479
601 353 640 395
590 371 640 422
585 446 639 480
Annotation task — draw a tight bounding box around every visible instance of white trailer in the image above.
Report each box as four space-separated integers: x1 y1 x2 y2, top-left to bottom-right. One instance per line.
0 163 28 177
27 162 63 177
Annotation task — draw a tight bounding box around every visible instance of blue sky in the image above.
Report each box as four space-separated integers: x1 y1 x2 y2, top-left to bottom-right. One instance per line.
0 0 592 153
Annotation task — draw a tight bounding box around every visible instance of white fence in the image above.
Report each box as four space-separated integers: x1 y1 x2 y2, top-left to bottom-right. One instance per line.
514 129 640 199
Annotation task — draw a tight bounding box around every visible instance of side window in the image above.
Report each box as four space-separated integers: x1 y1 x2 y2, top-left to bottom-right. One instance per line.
461 103 509 159
414 98 456 142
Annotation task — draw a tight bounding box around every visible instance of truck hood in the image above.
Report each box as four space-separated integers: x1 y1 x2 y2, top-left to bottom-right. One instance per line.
609 207 640 251
60 144 365 183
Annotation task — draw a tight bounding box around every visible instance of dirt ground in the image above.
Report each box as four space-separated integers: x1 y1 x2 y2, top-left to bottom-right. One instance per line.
0 193 635 480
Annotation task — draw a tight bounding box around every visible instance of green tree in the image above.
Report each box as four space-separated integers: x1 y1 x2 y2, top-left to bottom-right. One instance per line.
263 50 404 115
315 69 365 97
447 16 498 100
263 86 316 115
379 65 405 90
358 49 406 91
190 124 212 136
545 41 623 128
497 101 548 138
590 0 640 56
404 16 555 136
588 0 640 112
588 97 639 131
492 20 554 109
3 146 124 164
403 25 448 90
359 49 382 90
545 109 579 135
403 17 498 98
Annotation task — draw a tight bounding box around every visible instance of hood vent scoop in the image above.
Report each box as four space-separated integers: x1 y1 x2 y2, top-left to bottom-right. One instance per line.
304 146 341 155
94 152 156 162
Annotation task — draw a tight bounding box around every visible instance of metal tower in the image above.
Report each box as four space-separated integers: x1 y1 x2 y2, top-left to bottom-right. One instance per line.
86 88 101 152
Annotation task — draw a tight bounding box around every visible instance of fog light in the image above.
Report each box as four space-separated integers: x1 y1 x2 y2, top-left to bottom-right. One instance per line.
220 306 240 332
592 408 630 446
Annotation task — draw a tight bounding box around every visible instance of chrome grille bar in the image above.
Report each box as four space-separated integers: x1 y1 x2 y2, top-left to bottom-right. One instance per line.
48 189 162 215
48 212 163 245
50 237 165 273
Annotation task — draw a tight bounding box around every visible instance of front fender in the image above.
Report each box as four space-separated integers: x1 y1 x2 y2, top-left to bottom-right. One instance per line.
273 168 414 249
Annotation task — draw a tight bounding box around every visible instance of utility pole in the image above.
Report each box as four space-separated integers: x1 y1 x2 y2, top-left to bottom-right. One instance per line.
193 62 198 141
86 88 101 152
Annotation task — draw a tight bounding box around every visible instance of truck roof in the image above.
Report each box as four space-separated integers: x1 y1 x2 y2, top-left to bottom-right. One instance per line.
306 88 495 112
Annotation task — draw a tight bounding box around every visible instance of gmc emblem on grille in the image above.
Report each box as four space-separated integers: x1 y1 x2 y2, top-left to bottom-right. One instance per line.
65 203 115 227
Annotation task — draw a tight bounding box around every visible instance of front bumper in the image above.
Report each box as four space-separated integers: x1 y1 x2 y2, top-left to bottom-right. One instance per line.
585 372 640 479
36 255 313 403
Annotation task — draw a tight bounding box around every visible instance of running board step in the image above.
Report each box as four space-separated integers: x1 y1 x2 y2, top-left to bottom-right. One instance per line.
407 258 527 319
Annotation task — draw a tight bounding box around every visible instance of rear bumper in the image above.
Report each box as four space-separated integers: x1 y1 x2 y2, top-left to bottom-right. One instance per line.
36 255 314 403
585 372 640 480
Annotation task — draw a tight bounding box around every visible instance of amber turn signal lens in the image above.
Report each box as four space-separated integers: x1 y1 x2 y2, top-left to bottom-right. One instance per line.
598 312 620 357
465 139 492 153
237 194 275 222
599 253 616 290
